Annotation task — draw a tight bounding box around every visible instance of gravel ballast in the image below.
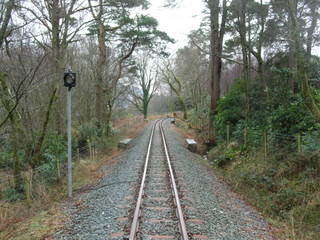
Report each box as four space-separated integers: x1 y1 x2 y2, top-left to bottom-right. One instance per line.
55 123 154 240
55 119 275 240
163 119 275 240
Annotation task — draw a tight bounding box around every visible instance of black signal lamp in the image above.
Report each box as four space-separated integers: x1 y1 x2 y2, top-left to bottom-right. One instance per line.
64 70 76 90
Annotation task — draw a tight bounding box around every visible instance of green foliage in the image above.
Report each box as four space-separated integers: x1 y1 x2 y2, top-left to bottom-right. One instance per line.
78 122 101 142
214 80 245 140
42 132 67 158
37 162 59 185
3 187 24 202
39 131 67 184
209 147 237 168
0 145 13 169
302 129 320 152
77 121 120 152
213 76 316 151
269 96 316 136
208 146 320 236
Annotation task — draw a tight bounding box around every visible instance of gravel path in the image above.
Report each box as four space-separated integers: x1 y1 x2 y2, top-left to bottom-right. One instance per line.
55 119 275 240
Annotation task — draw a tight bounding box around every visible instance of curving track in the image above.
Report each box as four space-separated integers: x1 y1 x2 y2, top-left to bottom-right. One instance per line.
128 119 189 240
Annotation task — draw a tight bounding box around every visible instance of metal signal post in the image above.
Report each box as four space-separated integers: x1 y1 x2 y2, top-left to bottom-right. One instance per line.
64 68 76 198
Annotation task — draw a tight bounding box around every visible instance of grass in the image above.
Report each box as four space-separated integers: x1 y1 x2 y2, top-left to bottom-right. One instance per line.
208 146 320 239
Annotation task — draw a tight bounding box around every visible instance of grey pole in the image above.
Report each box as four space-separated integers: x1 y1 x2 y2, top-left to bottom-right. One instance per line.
67 88 72 197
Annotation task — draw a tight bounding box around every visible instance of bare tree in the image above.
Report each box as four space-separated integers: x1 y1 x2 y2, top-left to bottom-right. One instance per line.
161 59 188 120
128 56 158 119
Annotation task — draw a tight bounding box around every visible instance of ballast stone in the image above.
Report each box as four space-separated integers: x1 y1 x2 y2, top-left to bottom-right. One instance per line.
186 139 197 153
118 138 132 149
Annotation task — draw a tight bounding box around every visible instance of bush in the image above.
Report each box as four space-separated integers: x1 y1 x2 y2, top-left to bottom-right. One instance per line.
302 129 320 152
36 162 59 184
39 131 67 184
0 149 13 169
78 122 101 142
272 187 306 215
2 187 24 202
269 95 316 136
214 79 246 140
209 147 236 168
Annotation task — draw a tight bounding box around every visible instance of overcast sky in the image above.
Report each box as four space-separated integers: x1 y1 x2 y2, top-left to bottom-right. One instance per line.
145 0 206 52
144 1 319 56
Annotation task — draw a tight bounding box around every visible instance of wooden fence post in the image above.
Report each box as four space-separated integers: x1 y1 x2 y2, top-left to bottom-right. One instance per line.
57 158 61 180
88 139 92 161
263 131 268 159
297 133 302 153
25 169 33 204
77 148 80 162
244 127 248 147
227 124 230 145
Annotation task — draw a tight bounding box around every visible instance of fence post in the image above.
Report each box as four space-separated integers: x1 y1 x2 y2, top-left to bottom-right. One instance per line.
88 139 92 161
244 127 248 147
77 148 80 162
297 133 302 153
227 124 230 145
25 169 33 204
263 131 268 159
57 158 61 180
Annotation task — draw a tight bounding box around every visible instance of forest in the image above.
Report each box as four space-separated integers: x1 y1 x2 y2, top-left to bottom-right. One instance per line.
0 0 319 239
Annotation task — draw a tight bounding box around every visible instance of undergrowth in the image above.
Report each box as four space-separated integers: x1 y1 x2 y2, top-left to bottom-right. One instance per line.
208 144 320 240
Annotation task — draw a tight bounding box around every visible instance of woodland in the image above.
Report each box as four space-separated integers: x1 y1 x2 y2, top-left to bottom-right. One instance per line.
0 0 320 239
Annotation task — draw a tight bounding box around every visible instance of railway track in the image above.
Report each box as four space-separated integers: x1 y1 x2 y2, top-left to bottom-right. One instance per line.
128 119 189 240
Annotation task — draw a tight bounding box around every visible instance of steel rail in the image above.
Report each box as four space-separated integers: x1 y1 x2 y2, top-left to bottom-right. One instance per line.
129 119 189 240
129 120 157 240
159 120 189 240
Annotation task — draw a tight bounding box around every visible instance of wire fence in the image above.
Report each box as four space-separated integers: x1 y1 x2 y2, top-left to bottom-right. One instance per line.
0 139 102 204
0 114 144 201
222 124 320 157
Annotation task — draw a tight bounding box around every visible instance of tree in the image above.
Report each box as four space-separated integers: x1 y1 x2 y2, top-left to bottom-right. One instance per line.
205 0 228 117
286 0 320 121
128 55 158 119
305 0 320 59
161 59 188 120
88 0 173 127
0 0 15 48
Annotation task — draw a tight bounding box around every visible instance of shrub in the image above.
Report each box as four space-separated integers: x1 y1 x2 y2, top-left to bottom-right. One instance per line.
302 129 320 152
210 148 236 168
36 162 59 184
3 187 24 202
78 122 101 142
39 131 67 184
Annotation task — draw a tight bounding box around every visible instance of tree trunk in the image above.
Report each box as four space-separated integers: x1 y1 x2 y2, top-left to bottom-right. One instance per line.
209 0 221 116
306 1 318 59
178 95 187 120
0 73 24 192
143 103 148 120
239 0 250 128
96 6 107 127
105 100 113 136
31 88 58 168
288 0 320 122
0 0 15 48
208 0 227 138
288 0 298 93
